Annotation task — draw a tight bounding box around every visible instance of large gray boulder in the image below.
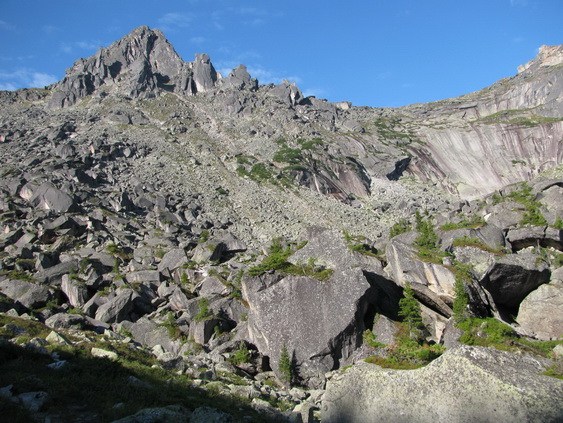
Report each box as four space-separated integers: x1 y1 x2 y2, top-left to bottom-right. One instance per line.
480 252 550 312
221 65 257 91
127 317 182 354
35 259 79 285
95 290 136 323
322 346 563 423
506 226 562 251
517 279 563 340
269 80 303 106
157 248 188 274
29 182 75 213
61 275 89 307
0 279 51 309
242 268 376 387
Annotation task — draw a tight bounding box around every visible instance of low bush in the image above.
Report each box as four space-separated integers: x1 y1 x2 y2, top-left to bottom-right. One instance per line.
248 239 333 281
194 298 213 322
229 342 251 366
389 219 411 238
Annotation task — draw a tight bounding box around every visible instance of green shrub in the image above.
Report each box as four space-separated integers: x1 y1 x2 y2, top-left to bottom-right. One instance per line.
457 317 517 347
415 212 438 250
349 243 380 258
363 330 385 348
248 239 333 281
365 324 445 370
414 212 445 263
505 182 547 226
298 138 323 150
194 298 212 322
273 146 303 164
343 231 380 258
2 270 34 282
451 262 471 323
229 342 251 366
162 312 184 340
198 229 210 243
249 163 273 182
248 239 292 276
398 283 424 342
440 215 485 231
389 219 411 238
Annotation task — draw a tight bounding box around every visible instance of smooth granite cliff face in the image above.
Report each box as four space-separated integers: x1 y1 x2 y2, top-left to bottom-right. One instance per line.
398 46 563 198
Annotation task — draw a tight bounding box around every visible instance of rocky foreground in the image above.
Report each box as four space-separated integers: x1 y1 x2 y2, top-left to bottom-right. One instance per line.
0 26 562 422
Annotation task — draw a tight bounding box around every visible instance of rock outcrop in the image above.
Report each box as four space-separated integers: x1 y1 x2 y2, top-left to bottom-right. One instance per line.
48 26 219 108
322 346 563 423
242 270 374 387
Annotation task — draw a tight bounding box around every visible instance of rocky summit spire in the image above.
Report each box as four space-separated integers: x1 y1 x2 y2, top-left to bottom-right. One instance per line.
48 26 220 108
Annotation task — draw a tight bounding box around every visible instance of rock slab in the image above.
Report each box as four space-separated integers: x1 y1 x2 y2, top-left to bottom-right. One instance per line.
321 345 563 423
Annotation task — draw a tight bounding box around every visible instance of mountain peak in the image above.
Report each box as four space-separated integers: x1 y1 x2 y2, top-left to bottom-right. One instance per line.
48 26 219 108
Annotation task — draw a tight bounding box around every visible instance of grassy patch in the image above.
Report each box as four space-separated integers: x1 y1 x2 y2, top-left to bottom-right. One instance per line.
478 110 563 127
365 324 444 370
249 163 274 182
160 312 185 341
457 317 516 349
413 212 447 263
362 330 385 349
105 243 131 261
450 261 471 324
440 215 485 231
343 231 382 258
457 317 563 363
248 239 333 281
0 270 35 282
193 298 213 322
504 182 547 226
273 146 303 165
228 342 251 366
373 117 419 145
452 236 505 254
542 365 563 380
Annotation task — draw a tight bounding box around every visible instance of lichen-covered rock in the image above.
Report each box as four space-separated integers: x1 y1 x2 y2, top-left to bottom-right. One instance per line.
322 346 563 423
517 280 563 340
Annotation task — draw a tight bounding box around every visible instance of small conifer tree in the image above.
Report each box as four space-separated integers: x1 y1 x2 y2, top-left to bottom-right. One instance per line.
399 283 424 341
279 344 293 385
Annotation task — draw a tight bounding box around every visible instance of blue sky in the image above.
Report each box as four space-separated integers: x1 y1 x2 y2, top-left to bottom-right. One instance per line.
0 0 561 107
